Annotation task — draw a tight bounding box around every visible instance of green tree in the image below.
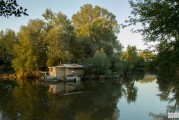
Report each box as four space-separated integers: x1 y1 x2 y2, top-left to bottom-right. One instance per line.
72 4 121 62
43 9 74 66
70 36 95 63
156 40 179 74
0 29 17 71
127 0 179 42
127 0 179 73
45 26 72 66
138 50 155 62
110 53 123 74
122 45 144 73
88 49 111 75
12 19 46 77
42 9 55 30
122 45 137 72
138 49 156 70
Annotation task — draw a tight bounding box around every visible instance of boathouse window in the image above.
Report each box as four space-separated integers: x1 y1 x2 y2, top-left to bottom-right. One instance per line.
50 68 53 72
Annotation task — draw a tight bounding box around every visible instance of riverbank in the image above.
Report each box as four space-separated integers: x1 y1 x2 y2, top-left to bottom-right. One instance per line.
0 72 16 79
0 74 9 79
0 71 42 79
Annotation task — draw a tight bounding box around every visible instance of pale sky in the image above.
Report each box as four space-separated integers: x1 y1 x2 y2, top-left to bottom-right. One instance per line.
0 0 148 50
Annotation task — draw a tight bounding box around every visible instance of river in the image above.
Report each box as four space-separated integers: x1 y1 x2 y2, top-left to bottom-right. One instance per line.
0 72 178 120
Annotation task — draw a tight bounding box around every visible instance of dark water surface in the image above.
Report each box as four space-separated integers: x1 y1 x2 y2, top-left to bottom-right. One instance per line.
0 73 177 120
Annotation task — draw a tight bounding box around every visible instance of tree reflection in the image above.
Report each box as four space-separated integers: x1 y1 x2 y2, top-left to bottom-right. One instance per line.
157 73 179 112
0 79 17 119
0 79 124 120
149 72 179 120
12 79 50 120
122 72 144 103
0 73 143 120
149 112 168 120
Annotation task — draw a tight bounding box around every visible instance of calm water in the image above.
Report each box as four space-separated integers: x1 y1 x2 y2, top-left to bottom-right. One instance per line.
0 72 178 120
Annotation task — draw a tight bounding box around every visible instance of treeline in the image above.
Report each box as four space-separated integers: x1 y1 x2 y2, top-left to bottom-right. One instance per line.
0 4 154 78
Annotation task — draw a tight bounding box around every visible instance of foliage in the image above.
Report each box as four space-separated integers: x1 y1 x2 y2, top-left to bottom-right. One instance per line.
12 19 46 77
87 49 111 75
122 45 144 72
43 9 74 66
127 0 179 42
156 40 179 74
110 53 123 74
128 0 179 74
0 29 17 71
138 50 155 62
72 4 121 62
138 49 156 70
0 0 28 17
0 4 143 77
70 36 96 62
72 4 119 34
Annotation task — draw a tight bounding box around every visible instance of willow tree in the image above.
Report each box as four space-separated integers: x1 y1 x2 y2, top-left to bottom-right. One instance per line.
12 19 46 77
127 0 179 73
72 4 121 62
43 9 74 66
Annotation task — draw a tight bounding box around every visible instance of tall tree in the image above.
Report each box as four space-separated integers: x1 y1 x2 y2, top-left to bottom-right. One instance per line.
72 4 121 62
45 26 72 66
12 19 46 77
43 9 74 66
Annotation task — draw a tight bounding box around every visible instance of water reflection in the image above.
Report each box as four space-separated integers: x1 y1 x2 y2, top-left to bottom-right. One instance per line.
0 78 122 120
149 73 179 120
48 82 83 95
121 72 145 104
138 74 156 84
0 72 177 120
0 80 17 120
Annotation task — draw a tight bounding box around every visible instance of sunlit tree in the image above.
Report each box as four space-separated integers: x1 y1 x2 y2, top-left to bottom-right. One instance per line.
12 19 46 77
0 29 17 71
122 45 143 72
72 4 121 62
43 9 74 66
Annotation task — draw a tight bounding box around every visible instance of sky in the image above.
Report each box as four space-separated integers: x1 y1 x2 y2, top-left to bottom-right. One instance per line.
0 0 148 50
